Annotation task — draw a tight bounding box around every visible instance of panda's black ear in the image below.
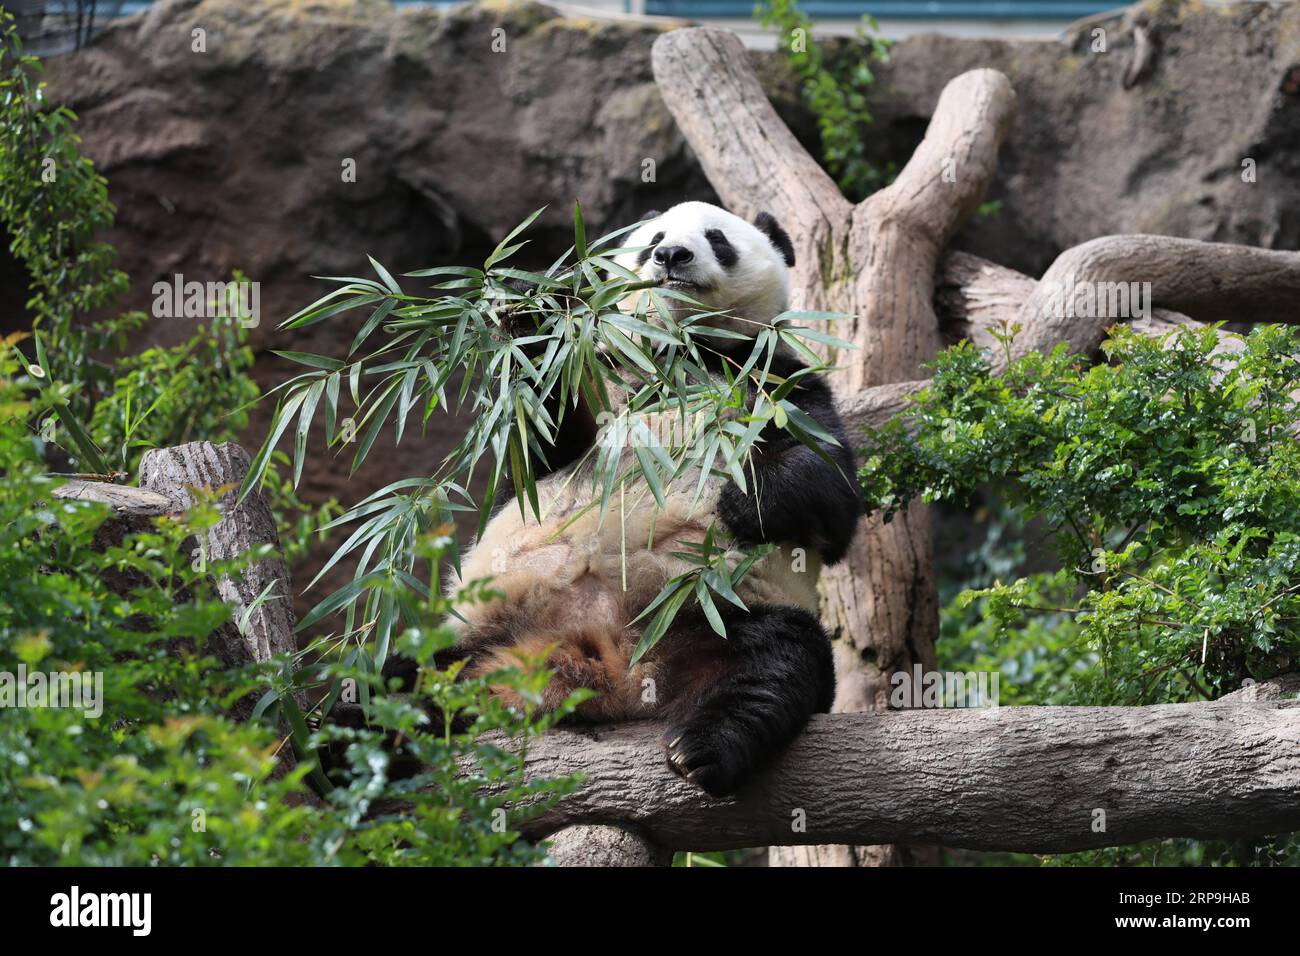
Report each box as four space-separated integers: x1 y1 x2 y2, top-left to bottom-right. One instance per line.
640 209 662 222
754 211 795 267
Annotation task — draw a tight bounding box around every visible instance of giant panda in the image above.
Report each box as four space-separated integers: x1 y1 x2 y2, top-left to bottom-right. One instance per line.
448 201 862 796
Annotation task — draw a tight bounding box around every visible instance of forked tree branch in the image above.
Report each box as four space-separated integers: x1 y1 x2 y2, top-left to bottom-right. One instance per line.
651 27 850 233
860 68 1016 249
520 683 1300 856
1012 236 1300 359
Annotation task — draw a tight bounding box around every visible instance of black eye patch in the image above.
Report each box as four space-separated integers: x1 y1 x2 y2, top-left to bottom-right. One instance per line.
705 229 738 268
637 232 665 267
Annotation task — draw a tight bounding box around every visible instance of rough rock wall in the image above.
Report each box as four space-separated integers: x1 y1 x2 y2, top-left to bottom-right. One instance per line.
43 0 1300 330
28 0 1300 609
42 0 722 338
866 0 1300 275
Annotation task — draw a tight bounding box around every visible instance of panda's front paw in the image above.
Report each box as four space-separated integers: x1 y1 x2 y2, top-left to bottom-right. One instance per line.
662 717 750 797
715 481 766 546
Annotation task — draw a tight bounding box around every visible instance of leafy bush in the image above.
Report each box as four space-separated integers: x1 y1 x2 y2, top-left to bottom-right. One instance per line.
0 11 334 570
863 323 1300 703
1 7 577 863
87 302 259 468
0 340 580 865
862 323 1300 864
0 19 142 418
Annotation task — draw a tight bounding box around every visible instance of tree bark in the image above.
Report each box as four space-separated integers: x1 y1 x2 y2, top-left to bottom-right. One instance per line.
833 240 1300 439
518 688 1300 855
56 442 297 674
1011 235 1300 360
138 441 297 667
543 825 673 867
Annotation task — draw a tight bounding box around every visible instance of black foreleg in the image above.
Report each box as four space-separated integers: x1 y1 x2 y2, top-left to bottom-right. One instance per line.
660 603 834 797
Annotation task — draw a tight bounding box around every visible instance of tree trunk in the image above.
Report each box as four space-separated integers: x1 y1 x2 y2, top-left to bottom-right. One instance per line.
652 26 1015 866
54 441 298 720
137 441 297 666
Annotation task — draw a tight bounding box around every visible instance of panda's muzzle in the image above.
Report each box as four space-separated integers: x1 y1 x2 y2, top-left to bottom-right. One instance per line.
653 245 694 268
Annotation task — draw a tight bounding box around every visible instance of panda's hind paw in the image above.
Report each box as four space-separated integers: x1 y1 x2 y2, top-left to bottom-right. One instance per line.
662 719 747 798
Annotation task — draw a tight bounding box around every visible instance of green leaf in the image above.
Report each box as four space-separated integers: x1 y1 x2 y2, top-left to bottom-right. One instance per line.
271 350 345 371
367 255 402 295
629 584 692 666
573 200 587 260
294 379 325 488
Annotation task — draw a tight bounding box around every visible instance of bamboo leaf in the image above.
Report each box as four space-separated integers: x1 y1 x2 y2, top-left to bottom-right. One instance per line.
696 580 726 637
271 350 345 371
294 378 325 488
240 388 309 499
367 255 402 295
629 584 691 666
573 200 587 259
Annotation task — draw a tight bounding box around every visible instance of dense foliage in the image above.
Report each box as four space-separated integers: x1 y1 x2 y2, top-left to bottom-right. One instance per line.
863 324 1300 864
0 20 141 422
864 324 1300 702
0 13 333 554
0 342 581 865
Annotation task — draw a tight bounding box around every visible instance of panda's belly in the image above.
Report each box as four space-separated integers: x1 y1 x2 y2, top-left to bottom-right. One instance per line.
453 482 821 642
452 476 719 646
448 401 823 715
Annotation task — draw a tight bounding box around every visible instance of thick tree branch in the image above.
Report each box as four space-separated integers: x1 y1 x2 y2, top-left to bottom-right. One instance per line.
524 693 1300 854
836 379 929 433
1013 236 1300 359
653 26 1015 869
651 27 850 233
543 825 672 867
861 69 1016 249
837 239 1298 438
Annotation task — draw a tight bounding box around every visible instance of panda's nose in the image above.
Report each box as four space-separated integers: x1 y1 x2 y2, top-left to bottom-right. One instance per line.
653 245 694 267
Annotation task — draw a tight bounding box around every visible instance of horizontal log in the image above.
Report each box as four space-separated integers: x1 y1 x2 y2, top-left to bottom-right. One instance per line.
53 479 173 515
518 689 1300 854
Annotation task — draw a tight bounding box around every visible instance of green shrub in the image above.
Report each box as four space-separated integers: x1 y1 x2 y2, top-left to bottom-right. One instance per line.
862 323 1300 865
1 11 334 570
1 342 580 865
0 19 142 419
864 323 1300 703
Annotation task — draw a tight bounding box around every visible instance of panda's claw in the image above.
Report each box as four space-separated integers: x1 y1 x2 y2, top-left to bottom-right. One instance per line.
662 720 745 797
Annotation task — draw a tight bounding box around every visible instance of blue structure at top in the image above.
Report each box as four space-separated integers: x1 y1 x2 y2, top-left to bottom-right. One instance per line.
645 0 1119 17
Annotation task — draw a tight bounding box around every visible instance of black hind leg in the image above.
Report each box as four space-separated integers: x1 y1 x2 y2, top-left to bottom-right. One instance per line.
661 603 834 797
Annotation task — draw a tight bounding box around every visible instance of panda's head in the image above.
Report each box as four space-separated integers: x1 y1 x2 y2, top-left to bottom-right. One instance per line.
614 201 796 333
